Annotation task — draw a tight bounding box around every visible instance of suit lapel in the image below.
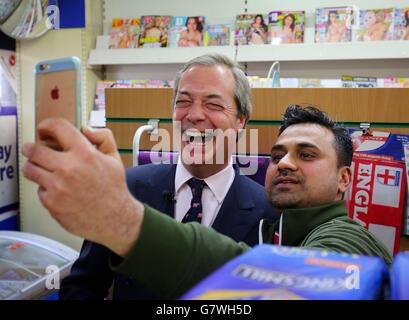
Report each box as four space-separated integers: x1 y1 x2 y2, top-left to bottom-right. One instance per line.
212 166 256 241
144 164 176 218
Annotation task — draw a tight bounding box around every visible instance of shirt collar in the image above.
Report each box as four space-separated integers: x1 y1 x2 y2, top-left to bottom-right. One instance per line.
279 200 348 246
175 159 234 203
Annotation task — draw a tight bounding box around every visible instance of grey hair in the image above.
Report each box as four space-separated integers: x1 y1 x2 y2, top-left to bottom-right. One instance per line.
172 53 252 122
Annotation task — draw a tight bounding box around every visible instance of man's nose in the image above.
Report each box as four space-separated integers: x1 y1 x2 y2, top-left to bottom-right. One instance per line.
186 101 206 122
277 153 297 171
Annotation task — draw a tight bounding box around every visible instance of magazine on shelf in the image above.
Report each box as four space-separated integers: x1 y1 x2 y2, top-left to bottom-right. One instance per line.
393 8 409 40
94 81 115 111
315 6 354 43
168 16 205 47
355 8 394 41
382 77 409 88
341 75 377 88
204 24 231 46
108 18 140 49
268 11 305 45
246 76 274 88
298 79 323 88
235 14 268 45
138 15 171 48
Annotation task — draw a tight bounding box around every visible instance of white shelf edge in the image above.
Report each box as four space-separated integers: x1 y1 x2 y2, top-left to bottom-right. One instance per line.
237 41 409 62
89 36 236 65
88 35 409 66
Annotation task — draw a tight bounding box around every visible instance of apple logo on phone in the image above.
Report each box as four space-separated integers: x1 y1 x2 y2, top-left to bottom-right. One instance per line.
51 86 59 100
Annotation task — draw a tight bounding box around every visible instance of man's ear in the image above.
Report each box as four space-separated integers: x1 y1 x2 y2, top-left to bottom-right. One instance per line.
338 166 352 194
236 115 247 143
237 114 247 130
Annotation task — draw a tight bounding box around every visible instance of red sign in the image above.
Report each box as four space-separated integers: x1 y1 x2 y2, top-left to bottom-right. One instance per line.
346 156 406 255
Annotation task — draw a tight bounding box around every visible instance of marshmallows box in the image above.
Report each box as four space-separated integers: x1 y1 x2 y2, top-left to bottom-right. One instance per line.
346 129 409 254
182 245 389 300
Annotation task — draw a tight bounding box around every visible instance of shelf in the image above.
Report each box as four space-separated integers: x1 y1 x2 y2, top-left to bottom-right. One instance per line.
88 35 409 67
237 41 409 62
89 36 236 66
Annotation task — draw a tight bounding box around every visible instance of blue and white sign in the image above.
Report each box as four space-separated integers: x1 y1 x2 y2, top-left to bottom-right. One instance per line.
0 107 18 230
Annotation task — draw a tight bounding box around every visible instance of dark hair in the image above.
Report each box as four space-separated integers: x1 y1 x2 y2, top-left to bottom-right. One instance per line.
254 14 267 32
405 10 409 27
327 10 338 27
283 14 296 31
186 16 203 33
278 105 353 168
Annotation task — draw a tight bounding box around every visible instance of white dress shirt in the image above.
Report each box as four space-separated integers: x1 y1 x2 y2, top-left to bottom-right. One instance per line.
174 160 235 227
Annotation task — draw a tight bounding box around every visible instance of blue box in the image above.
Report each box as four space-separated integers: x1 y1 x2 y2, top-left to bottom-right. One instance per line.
390 251 409 300
348 128 409 162
182 245 389 300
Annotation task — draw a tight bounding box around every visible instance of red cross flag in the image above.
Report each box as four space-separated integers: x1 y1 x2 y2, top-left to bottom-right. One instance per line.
346 156 406 255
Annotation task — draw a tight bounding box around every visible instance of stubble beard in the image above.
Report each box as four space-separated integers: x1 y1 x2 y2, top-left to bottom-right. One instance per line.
268 188 304 210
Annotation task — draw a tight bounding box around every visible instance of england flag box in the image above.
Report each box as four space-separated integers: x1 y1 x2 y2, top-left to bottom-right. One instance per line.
346 156 406 255
182 245 389 300
346 129 408 252
390 251 409 300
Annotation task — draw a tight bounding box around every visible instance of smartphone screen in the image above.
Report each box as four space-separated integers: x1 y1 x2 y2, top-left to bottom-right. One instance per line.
35 69 78 129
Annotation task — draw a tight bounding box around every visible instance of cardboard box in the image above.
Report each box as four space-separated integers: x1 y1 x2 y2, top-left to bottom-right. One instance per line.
182 245 389 300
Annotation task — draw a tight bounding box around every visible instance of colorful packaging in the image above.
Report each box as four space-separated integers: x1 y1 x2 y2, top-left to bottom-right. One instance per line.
346 129 409 248
346 157 406 255
390 251 409 300
182 245 389 300
349 129 409 163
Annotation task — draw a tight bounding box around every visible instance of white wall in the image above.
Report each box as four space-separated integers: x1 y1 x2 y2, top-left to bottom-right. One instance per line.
18 30 85 251
18 0 103 250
